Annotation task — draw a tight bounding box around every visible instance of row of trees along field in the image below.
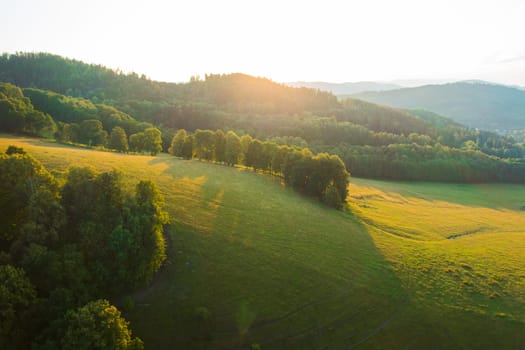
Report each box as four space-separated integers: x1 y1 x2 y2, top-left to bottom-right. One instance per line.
169 129 349 208
316 143 525 183
0 78 348 206
0 146 168 349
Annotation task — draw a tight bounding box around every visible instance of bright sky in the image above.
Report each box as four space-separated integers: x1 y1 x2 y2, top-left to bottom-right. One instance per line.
2 0 525 85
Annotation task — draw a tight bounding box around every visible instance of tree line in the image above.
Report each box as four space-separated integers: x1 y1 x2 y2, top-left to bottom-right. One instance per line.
0 147 168 349
169 129 349 208
2 52 525 184
317 142 525 183
0 82 164 155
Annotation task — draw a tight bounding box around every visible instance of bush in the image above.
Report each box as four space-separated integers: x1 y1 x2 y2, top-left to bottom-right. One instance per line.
5 145 25 155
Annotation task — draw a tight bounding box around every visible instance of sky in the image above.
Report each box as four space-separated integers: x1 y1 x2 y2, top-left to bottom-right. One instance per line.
2 0 525 85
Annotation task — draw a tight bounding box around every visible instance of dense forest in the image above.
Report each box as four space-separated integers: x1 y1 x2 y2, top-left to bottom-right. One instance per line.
0 146 167 349
1 52 524 183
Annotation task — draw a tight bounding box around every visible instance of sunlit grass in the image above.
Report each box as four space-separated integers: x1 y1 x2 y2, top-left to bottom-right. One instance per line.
349 178 525 240
349 178 525 322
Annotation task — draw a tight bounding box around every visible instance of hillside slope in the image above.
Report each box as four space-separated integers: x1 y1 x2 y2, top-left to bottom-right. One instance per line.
353 82 525 131
2 135 525 349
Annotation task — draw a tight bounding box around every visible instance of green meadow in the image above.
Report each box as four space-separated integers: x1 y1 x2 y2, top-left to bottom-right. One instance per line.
2 135 525 349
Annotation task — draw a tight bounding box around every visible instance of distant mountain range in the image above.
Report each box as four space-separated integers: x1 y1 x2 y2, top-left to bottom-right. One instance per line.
352 82 525 131
286 81 402 95
287 80 525 131
285 79 462 96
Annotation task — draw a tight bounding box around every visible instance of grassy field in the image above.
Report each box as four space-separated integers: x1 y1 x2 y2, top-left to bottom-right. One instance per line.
349 179 525 322
2 135 525 349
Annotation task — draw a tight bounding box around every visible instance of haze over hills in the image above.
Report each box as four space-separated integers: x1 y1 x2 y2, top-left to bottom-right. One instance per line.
352 81 525 131
286 81 402 95
286 79 458 95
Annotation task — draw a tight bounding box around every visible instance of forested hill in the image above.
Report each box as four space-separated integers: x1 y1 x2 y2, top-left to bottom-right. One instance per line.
1 52 525 183
0 52 178 102
0 53 338 116
0 52 432 136
353 82 525 131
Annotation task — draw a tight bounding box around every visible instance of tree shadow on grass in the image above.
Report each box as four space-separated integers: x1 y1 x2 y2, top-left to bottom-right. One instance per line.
139 155 411 349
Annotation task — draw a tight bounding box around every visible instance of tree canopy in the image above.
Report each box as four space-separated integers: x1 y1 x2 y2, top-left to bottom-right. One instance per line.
0 147 168 349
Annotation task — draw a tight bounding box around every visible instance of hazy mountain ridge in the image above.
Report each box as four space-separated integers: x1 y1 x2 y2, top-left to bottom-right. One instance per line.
352 82 525 131
286 81 402 95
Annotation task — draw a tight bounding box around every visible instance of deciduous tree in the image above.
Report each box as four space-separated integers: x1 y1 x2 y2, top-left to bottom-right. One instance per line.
109 126 129 152
61 299 143 350
168 129 187 157
224 130 241 166
143 127 162 156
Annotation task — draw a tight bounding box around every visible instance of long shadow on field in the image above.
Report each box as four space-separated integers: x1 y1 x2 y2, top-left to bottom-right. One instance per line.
129 157 413 350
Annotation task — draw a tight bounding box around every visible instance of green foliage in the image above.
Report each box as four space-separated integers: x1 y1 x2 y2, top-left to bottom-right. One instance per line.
0 52 172 102
143 127 162 155
61 299 143 350
123 180 168 285
322 183 343 209
129 128 162 155
193 129 215 160
109 126 129 152
129 132 145 153
0 82 56 137
181 135 193 159
224 130 242 166
0 152 57 248
0 264 36 348
327 143 525 183
0 146 169 348
168 129 187 157
22 88 143 145
61 168 168 292
239 134 252 162
23 88 98 124
168 128 349 208
5 145 25 155
96 104 135 131
214 129 226 162
245 139 263 170
78 119 107 146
